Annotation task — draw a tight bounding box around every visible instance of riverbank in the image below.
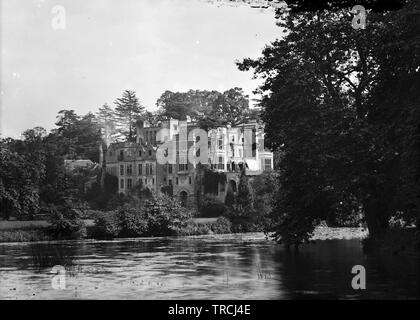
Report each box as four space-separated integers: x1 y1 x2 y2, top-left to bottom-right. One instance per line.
0 225 369 244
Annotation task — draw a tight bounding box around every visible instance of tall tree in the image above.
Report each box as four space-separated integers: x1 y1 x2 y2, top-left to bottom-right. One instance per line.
97 103 118 145
238 0 420 243
114 90 144 141
156 88 258 129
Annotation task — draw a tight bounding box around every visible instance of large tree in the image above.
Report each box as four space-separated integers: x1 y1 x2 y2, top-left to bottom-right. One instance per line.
238 0 420 243
114 90 144 141
156 88 258 129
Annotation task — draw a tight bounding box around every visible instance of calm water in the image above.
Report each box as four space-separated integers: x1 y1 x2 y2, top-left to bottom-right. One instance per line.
0 233 419 299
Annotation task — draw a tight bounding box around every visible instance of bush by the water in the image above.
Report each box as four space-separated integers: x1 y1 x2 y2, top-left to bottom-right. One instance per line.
91 193 192 238
92 211 121 239
178 217 232 236
47 204 87 240
117 206 148 237
142 193 192 236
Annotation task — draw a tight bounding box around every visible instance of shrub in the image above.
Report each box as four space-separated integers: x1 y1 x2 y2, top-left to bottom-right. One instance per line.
47 204 87 240
116 206 148 237
210 217 232 234
229 218 262 233
142 193 192 236
199 195 226 217
177 222 212 236
0 229 52 242
92 211 121 239
176 217 232 236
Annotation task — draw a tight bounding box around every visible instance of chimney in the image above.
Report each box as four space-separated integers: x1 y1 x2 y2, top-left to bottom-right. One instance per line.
136 120 145 143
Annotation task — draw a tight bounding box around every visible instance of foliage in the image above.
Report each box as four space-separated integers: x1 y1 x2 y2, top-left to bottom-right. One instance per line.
224 188 235 208
54 110 102 162
235 168 253 213
116 206 148 237
91 211 121 239
0 142 42 219
47 203 87 240
210 217 232 234
85 173 119 209
177 217 232 236
199 195 227 217
202 167 227 195
142 193 192 236
114 90 144 142
156 88 259 129
250 171 279 230
237 0 420 245
0 228 52 243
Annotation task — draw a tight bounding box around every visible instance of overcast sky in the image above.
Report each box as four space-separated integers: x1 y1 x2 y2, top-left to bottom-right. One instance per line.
0 0 281 138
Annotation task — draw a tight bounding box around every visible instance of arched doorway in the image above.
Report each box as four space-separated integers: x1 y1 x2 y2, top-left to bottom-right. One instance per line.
179 191 188 207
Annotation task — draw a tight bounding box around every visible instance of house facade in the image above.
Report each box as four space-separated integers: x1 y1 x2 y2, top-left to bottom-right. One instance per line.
105 118 273 208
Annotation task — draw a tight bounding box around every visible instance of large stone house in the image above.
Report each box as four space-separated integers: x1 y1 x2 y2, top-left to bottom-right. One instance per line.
105 118 273 208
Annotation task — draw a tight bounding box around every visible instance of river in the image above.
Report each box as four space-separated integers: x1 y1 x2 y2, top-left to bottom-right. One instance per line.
0 231 419 299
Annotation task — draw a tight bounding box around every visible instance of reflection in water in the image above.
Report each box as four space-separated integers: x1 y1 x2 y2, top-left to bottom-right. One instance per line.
0 234 418 299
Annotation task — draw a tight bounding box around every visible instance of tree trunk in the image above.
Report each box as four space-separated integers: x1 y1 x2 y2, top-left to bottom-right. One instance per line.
363 197 389 237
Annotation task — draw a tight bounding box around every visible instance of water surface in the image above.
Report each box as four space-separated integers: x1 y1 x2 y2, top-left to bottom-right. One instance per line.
0 233 418 299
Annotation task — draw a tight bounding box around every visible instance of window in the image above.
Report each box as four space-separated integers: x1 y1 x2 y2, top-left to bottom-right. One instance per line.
120 179 124 189
218 138 223 150
178 164 189 171
146 163 149 175
120 165 124 176
176 177 179 185
127 164 133 176
127 178 132 189
217 157 224 170
152 178 155 185
148 150 152 156
110 151 113 156
145 178 147 185
120 150 124 157
168 164 172 174
264 159 272 170
169 179 172 186
189 176 192 184
138 164 143 175
139 150 142 157
150 164 153 175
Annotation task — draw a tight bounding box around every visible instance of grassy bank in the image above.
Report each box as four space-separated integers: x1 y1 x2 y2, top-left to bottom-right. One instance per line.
0 218 234 243
0 228 54 243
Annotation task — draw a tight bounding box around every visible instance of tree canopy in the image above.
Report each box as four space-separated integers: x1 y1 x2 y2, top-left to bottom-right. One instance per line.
238 0 420 244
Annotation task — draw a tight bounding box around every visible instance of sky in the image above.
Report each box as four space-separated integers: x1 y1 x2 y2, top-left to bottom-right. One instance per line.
0 0 281 138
